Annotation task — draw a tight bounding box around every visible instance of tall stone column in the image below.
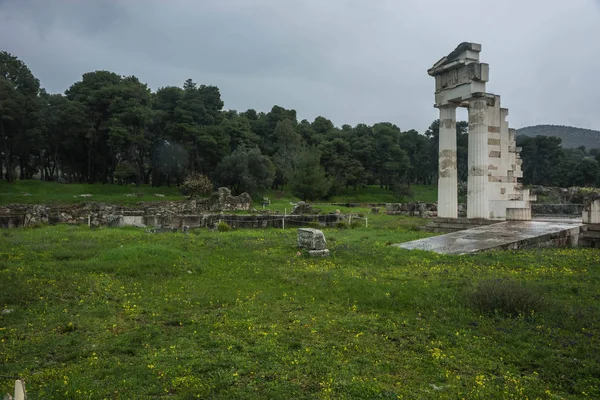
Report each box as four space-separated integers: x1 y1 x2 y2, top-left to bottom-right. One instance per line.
467 98 489 219
437 105 458 218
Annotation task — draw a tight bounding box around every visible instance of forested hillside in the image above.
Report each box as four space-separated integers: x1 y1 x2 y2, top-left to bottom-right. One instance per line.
1 50 599 197
517 125 600 149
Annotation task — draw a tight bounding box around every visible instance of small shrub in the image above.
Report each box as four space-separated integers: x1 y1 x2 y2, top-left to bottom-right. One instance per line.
216 221 231 232
350 220 362 229
335 221 349 229
307 221 322 228
179 173 213 198
392 181 413 202
470 278 544 317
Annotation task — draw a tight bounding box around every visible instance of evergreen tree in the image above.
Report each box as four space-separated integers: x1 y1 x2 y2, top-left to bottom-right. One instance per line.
290 148 331 201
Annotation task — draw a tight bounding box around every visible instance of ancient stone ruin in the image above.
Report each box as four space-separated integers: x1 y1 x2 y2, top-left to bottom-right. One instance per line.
297 228 330 257
428 42 536 221
581 197 600 248
291 201 313 215
195 187 252 212
398 43 597 254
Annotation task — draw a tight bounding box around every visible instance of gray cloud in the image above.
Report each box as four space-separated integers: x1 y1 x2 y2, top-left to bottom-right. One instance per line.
1 0 599 133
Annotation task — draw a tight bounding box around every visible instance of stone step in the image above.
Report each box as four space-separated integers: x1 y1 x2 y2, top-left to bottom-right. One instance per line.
432 217 499 225
579 238 600 248
398 221 583 255
585 224 600 232
421 227 463 233
506 207 531 221
582 230 600 239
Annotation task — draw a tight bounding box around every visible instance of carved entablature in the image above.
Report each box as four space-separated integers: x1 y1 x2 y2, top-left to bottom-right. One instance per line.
428 42 490 107
435 63 488 93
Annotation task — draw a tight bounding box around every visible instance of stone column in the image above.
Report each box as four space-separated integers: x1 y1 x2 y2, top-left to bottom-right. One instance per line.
467 98 489 219
437 105 458 218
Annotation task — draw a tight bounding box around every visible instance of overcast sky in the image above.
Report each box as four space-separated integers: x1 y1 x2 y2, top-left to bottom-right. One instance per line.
1 0 599 133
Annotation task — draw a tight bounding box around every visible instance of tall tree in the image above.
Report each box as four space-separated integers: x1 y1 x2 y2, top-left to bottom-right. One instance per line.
517 135 564 186
214 147 275 196
272 119 302 188
0 51 41 182
290 147 331 201
108 76 154 185
66 70 122 183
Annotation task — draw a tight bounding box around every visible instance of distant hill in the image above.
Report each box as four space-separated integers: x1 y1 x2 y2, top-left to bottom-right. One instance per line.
516 125 600 149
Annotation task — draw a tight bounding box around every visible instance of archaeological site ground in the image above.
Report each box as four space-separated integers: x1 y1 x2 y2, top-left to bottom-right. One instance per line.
1 182 599 399
1 43 600 399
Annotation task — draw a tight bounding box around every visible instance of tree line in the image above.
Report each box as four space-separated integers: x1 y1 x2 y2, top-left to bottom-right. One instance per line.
1 51 599 199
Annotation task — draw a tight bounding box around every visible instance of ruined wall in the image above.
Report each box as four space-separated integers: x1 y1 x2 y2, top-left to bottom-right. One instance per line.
195 187 251 212
0 187 253 228
385 203 437 217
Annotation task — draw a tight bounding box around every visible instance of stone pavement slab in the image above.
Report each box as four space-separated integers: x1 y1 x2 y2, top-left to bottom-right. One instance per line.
395 221 583 255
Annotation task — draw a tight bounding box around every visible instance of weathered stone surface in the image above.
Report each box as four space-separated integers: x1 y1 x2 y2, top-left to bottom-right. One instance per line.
291 201 313 215
532 204 583 216
195 187 251 212
308 249 330 257
298 228 326 250
385 202 437 217
583 198 600 224
397 221 583 255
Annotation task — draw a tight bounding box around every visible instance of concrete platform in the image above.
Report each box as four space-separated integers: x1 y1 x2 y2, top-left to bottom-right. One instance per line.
395 220 583 255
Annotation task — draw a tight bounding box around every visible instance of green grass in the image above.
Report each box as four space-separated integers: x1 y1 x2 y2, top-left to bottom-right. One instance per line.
0 180 185 205
1 217 599 399
1 182 438 209
329 185 437 204
259 185 437 215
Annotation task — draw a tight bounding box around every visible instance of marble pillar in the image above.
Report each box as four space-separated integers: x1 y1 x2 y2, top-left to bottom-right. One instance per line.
437 105 458 218
467 98 489 219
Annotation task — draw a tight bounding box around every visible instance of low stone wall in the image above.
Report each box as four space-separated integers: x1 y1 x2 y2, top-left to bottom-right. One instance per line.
0 200 345 229
147 214 342 229
532 204 583 216
385 202 437 217
317 202 388 208
195 187 251 212
0 214 26 228
530 186 600 204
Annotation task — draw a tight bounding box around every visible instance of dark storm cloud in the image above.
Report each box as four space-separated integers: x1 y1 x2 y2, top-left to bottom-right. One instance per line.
1 0 599 132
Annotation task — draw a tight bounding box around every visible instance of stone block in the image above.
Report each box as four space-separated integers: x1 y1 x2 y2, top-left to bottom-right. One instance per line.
298 228 326 250
583 199 600 224
308 249 330 257
291 201 313 215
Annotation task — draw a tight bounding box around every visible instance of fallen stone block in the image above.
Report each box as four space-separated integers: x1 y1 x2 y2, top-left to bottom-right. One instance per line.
308 249 330 257
298 228 327 250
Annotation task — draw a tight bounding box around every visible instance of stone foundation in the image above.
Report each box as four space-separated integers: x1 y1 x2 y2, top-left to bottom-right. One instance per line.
0 200 346 230
195 187 251 212
385 202 437 217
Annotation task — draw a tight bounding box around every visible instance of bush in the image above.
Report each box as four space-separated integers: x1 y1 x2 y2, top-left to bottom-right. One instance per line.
216 221 231 232
470 278 544 317
180 173 213 198
391 181 413 202
350 220 362 229
335 221 349 229
306 221 322 228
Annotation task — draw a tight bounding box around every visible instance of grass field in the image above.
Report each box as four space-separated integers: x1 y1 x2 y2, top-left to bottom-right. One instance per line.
1 216 599 399
0 181 437 208
0 181 185 205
